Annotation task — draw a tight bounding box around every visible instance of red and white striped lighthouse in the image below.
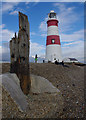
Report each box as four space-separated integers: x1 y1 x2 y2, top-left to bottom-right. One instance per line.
45 10 62 63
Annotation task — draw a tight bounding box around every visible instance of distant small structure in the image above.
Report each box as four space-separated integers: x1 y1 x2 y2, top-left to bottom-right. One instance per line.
10 12 31 95
43 60 45 63
35 54 38 63
63 58 79 63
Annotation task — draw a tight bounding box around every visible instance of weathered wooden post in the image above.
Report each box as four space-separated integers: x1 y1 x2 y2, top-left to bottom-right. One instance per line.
10 12 31 95
10 33 19 74
18 12 30 95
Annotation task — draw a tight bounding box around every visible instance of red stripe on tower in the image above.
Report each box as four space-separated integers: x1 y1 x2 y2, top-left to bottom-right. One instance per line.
46 35 61 45
47 19 58 27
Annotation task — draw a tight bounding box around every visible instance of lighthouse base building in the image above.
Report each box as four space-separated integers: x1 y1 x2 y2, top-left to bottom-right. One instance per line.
45 10 62 63
46 44 62 63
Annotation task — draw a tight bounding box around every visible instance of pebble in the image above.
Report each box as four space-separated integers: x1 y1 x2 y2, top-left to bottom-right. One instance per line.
76 101 79 104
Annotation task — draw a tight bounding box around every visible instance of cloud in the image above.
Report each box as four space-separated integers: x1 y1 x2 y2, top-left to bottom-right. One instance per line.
2 29 14 42
53 3 84 33
25 2 30 5
9 10 18 15
0 24 5 29
0 24 15 42
39 17 47 37
40 33 47 37
2 2 19 13
53 3 66 12
2 2 27 15
0 24 14 61
62 40 84 63
30 42 45 57
0 46 10 61
39 17 47 32
60 29 84 43
61 29 84 62
30 32 36 36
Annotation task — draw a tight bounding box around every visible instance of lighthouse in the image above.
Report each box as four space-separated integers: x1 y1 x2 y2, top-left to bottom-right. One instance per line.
45 10 62 63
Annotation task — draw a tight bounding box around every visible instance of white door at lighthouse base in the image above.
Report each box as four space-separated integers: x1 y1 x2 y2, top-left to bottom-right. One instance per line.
46 44 62 63
51 54 57 62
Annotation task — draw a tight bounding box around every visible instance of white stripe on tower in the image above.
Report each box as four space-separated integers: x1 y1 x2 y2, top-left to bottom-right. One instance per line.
47 26 59 36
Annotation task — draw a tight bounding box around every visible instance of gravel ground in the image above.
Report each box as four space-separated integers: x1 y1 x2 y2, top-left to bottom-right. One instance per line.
1 63 85 119
2 87 64 119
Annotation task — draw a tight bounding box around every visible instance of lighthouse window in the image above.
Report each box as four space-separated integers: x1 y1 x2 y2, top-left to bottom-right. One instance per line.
52 39 55 44
49 13 56 18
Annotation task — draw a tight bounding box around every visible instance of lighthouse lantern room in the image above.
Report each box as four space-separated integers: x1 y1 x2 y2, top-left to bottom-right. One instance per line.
45 10 62 63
